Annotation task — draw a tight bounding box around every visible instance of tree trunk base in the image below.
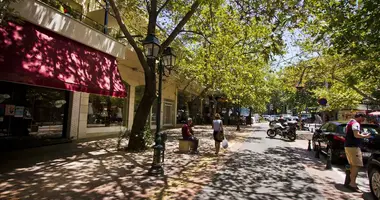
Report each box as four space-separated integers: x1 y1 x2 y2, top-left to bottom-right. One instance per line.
126 134 148 152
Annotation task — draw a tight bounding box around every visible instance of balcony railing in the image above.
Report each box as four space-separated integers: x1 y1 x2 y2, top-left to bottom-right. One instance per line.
38 0 122 39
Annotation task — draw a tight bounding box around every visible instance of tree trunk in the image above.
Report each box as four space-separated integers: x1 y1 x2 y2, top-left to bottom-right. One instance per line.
127 60 156 151
236 104 241 131
224 107 230 125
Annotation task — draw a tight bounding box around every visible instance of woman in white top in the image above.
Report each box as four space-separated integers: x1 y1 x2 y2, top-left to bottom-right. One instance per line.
212 113 224 155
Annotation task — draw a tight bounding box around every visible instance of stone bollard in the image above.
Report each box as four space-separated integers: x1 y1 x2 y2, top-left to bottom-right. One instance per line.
315 144 320 159
325 147 332 170
307 140 312 151
344 165 351 186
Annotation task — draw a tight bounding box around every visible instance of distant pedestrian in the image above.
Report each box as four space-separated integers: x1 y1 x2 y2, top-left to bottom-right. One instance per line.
212 113 224 155
344 113 371 192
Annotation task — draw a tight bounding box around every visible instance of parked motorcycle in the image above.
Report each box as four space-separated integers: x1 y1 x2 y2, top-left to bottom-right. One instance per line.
267 120 297 141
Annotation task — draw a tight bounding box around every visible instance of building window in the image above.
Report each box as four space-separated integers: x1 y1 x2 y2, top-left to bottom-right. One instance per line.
163 100 174 125
87 94 124 127
0 81 68 139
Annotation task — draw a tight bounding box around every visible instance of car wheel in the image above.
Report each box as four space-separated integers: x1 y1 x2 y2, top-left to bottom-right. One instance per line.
325 146 339 164
370 167 380 200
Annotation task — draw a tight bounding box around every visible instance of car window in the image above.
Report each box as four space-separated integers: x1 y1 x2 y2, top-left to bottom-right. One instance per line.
362 126 379 135
320 123 329 131
327 124 337 132
337 125 346 135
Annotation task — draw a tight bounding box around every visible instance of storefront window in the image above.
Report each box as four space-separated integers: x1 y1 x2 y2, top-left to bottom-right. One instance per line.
0 81 68 139
87 94 124 127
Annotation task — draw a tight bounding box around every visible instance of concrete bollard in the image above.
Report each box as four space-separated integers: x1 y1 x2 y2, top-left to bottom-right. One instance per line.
307 140 312 151
325 147 332 170
344 165 351 186
315 144 320 159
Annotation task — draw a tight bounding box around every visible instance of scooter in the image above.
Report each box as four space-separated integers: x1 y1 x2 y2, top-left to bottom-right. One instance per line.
267 120 297 141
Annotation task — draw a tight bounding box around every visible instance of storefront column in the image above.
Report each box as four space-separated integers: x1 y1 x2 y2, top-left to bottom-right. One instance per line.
77 93 89 139
127 85 135 130
174 88 178 127
67 92 80 139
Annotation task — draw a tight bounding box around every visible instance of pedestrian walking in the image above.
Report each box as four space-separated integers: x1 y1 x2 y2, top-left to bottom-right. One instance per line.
344 113 371 192
212 113 224 155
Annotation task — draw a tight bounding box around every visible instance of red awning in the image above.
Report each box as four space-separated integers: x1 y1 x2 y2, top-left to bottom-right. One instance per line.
0 22 126 97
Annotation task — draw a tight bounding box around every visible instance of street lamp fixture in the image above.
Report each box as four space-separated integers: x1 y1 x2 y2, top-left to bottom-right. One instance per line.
162 47 176 67
148 47 176 176
142 34 161 59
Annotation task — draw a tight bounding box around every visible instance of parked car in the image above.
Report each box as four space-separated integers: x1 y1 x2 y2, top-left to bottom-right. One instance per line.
312 121 379 163
262 115 270 121
368 152 380 200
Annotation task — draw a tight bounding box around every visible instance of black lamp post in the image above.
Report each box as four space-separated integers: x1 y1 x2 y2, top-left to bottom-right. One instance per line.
143 34 176 175
296 83 304 129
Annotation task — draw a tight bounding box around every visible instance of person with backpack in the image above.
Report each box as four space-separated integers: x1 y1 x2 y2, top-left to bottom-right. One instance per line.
212 113 224 155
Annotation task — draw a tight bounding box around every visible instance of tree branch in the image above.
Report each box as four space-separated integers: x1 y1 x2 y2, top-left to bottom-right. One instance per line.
161 0 202 50
182 76 197 92
157 0 171 15
147 0 158 34
332 76 377 102
180 29 212 44
108 0 150 74
145 0 151 13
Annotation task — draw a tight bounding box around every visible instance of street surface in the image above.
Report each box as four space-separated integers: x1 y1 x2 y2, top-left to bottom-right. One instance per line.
196 123 373 200
0 123 375 200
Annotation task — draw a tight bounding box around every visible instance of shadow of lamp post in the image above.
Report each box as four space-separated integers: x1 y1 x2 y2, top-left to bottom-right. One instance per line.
142 34 176 175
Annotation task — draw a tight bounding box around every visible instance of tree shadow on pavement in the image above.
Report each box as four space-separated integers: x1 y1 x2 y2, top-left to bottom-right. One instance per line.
195 147 323 200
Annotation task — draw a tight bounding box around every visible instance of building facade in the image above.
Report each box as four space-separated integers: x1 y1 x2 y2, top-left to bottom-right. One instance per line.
0 0 179 149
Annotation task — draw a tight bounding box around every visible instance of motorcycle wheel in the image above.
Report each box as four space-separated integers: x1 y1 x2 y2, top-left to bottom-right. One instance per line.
267 129 276 138
287 131 296 141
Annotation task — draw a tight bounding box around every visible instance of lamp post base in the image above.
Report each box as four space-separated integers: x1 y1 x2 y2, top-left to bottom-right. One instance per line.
148 164 164 176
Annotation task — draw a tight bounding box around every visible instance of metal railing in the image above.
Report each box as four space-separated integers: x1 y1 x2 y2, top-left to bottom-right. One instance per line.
38 0 122 40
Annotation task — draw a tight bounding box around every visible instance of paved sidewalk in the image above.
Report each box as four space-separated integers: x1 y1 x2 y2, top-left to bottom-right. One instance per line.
289 139 374 200
0 125 255 200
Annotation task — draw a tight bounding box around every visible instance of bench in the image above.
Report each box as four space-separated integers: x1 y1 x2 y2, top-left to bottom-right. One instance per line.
178 139 195 153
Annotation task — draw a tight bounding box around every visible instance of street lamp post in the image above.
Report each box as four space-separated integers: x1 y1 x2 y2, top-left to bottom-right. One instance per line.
142 34 176 175
296 83 304 130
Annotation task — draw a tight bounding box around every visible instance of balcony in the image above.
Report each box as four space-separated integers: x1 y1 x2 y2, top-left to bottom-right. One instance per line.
10 0 127 59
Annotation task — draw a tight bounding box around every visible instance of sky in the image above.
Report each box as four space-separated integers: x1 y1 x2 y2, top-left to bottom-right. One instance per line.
270 29 317 71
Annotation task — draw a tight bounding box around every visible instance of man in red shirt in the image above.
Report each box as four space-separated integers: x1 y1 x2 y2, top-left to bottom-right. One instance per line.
345 113 371 191
182 118 199 153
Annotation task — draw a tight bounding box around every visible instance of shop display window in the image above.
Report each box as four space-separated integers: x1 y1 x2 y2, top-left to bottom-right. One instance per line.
87 94 125 127
0 81 68 138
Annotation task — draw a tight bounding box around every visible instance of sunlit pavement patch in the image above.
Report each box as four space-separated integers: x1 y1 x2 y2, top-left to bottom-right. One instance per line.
156 128 253 199
0 125 254 200
289 139 373 200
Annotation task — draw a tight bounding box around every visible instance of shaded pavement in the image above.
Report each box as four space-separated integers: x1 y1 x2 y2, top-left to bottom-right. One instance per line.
195 125 324 200
0 125 252 200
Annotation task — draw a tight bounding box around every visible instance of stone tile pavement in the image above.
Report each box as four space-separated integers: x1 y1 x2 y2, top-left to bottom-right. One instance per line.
0 125 256 200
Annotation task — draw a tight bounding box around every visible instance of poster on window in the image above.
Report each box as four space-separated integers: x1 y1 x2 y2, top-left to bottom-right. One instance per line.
5 105 15 116
0 104 4 117
14 106 24 118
